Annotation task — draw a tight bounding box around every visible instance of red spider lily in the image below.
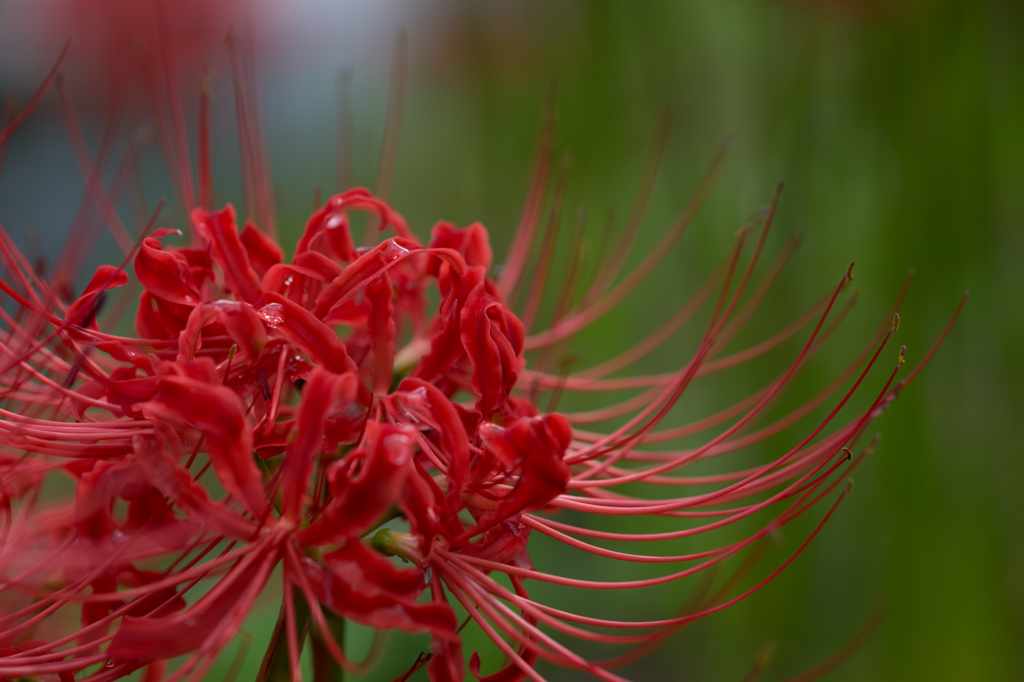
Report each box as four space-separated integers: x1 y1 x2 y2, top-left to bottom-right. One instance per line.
0 31 966 682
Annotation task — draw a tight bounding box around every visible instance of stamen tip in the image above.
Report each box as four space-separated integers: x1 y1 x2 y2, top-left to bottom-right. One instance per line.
846 262 855 281
897 345 907 367
891 312 900 332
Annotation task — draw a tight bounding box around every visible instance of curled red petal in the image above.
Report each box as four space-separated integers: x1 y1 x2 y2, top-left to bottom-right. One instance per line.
92 339 159 375
297 189 414 261
322 539 423 598
405 461 451 557
279 369 358 522
365 272 395 395
74 460 137 540
176 304 218 362
427 221 492 275
312 239 466 319
297 194 356 261
462 415 571 542
413 266 485 384
293 251 345 280
456 520 531 565
104 367 158 416
396 378 470 497
460 280 525 418
299 556 458 638
134 237 201 306
207 299 268 363
192 205 264 304
239 218 284 277
256 292 358 375
135 290 169 339
136 365 267 519
262 253 344 299
64 264 127 327
132 423 255 540
297 421 414 546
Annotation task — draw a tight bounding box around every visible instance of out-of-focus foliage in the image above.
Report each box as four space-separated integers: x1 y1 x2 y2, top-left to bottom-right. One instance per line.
393 3 1022 680
374 2 1024 679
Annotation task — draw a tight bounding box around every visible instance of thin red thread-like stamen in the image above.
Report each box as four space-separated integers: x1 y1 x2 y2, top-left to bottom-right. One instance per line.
525 139 730 350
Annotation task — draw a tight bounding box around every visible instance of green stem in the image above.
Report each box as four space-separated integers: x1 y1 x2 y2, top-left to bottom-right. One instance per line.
311 611 347 682
256 587 310 682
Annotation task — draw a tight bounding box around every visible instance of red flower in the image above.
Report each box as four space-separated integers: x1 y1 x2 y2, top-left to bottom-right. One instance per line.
0 32 966 682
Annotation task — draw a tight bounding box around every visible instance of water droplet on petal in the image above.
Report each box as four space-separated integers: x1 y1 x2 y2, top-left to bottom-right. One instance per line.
378 239 410 264
257 303 285 328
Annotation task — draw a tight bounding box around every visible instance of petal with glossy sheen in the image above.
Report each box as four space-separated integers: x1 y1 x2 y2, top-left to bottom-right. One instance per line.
192 205 263 304
297 189 413 261
136 367 267 519
256 292 358 375
208 299 268 363
240 218 284 277
132 423 255 540
279 369 358 522
413 266 485 384
460 281 525 418
313 240 465 319
65 264 127 327
299 556 457 638
461 415 571 542
427 221 492 275
176 304 218 362
134 237 200 306
396 378 470 496
365 272 395 395
297 421 414 546
322 539 423 598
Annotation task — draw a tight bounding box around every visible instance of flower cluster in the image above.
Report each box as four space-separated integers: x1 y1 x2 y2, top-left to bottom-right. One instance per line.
0 35 964 682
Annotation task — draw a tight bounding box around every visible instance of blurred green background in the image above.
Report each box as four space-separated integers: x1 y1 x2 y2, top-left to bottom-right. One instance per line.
381 1 1023 678
2 0 1022 679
